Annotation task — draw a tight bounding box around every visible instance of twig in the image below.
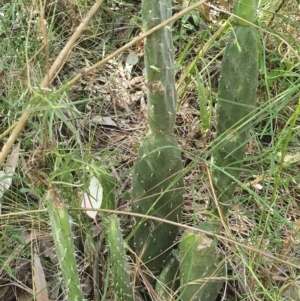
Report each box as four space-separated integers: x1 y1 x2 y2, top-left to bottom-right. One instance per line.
0 122 17 141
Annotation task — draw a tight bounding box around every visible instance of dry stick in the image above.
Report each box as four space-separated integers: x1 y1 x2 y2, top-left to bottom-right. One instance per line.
0 122 18 141
95 209 300 272
0 0 105 165
0 113 31 164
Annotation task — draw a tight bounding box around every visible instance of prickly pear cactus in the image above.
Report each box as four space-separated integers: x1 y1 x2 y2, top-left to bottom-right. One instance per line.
179 231 224 301
155 253 180 300
142 0 177 136
131 0 183 281
104 214 133 301
132 134 183 278
46 188 84 301
212 0 259 212
233 0 258 26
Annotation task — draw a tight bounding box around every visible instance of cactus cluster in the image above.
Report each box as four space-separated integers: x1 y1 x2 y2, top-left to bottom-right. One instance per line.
44 1 260 299
212 0 259 213
131 0 184 281
109 0 259 300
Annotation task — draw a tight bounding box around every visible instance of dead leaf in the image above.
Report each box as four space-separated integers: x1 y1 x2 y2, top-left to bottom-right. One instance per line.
108 134 128 144
33 249 49 301
87 116 117 127
81 176 103 220
125 51 139 79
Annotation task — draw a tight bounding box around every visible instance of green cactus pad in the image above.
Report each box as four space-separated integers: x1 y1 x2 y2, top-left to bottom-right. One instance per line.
46 189 84 301
142 0 176 135
179 231 224 301
132 134 184 278
212 25 258 211
104 214 133 301
233 0 258 26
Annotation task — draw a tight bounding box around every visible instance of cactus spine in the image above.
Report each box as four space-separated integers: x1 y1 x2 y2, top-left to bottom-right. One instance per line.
212 0 259 212
131 0 183 280
46 188 84 301
104 214 133 301
179 231 223 301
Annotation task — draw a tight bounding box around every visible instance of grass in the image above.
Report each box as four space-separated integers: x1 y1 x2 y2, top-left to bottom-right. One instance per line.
0 0 300 300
